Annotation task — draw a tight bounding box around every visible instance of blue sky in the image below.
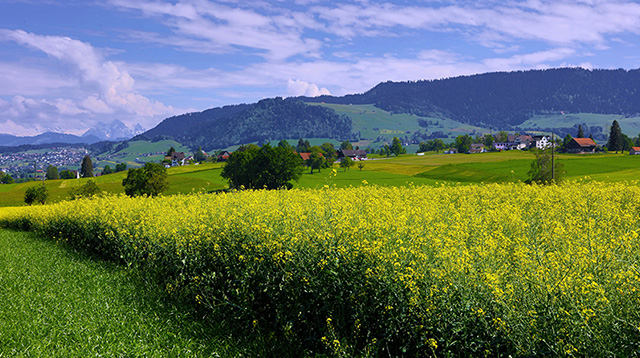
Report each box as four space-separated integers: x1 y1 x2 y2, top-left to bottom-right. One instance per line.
1 0 640 136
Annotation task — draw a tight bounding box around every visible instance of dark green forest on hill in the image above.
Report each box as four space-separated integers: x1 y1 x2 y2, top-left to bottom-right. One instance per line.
135 98 353 151
301 68 640 128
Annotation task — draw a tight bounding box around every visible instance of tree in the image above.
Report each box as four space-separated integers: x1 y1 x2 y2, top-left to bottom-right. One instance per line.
340 140 353 150
621 134 633 152
496 131 509 142
482 134 495 149
1 174 14 184
115 163 127 172
122 162 168 197
432 139 445 153
102 165 113 175
296 139 311 153
383 145 391 157
320 142 337 165
455 134 473 153
69 180 101 200
221 144 303 190
390 137 406 156
194 146 207 162
306 147 326 174
167 146 176 157
60 170 75 179
80 155 93 178
562 134 573 152
526 150 564 185
45 165 59 180
340 157 353 172
24 184 48 205
577 125 584 138
278 140 294 150
357 162 365 171
607 120 624 153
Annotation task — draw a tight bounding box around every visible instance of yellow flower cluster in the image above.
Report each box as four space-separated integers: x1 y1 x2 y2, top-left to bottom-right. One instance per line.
1 181 639 356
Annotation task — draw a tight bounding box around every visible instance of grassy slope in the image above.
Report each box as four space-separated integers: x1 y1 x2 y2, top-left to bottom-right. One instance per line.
1 151 638 207
519 113 640 136
313 103 489 145
96 139 191 170
0 229 238 357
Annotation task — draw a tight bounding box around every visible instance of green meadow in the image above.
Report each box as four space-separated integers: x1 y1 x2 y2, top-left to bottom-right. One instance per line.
1 150 638 207
0 229 243 357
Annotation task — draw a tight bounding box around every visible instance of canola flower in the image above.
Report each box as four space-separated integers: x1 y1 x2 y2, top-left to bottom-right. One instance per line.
1 181 639 356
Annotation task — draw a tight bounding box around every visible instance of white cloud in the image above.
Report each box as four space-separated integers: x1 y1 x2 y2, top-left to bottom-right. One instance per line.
109 0 323 60
287 79 331 97
0 29 180 134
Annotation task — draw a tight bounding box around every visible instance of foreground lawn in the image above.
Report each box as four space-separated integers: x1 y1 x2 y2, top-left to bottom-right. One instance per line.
0 229 234 357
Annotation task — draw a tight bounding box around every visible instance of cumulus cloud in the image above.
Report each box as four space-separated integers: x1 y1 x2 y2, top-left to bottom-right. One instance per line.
287 79 331 97
0 29 179 135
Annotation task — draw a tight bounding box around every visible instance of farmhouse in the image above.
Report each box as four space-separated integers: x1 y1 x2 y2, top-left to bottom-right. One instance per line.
337 149 367 161
531 135 553 150
299 152 324 162
468 143 486 154
217 151 231 162
566 138 597 153
171 152 186 166
630 147 640 155
493 135 534 151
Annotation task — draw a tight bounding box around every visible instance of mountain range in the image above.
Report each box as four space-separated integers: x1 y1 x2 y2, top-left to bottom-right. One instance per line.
0 120 144 147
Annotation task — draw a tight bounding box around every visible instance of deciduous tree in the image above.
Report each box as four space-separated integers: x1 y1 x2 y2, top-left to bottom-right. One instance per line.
122 162 168 197
455 134 473 153
45 165 59 180
221 144 303 190
69 180 101 200
24 185 48 205
340 140 353 150
526 150 564 184
390 137 406 156
340 157 353 172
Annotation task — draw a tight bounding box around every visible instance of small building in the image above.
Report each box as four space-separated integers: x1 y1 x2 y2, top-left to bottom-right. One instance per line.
337 149 367 161
444 148 458 154
217 151 231 162
531 135 553 150
566 138 597 154
299 152 324 162
630 147 640 155
171 152 186 166
468 143 486 154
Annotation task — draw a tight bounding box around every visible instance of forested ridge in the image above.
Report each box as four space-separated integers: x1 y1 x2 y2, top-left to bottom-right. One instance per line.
136 67 640 150
301 68 640 128
135 98 353 150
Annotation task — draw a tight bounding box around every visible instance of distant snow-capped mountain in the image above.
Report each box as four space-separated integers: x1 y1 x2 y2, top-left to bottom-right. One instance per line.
82 120 145 141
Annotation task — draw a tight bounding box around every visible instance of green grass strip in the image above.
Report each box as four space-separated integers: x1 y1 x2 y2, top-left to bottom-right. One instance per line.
0 229 233 357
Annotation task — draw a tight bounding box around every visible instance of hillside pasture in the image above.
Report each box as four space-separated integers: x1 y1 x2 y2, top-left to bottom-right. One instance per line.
0 150 639 207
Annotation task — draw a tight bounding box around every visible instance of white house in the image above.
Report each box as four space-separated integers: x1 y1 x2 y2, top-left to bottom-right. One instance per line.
171 152 186 166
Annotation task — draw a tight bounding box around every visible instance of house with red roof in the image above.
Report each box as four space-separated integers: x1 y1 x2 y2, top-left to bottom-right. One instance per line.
566 138 597 153
630 147 640 155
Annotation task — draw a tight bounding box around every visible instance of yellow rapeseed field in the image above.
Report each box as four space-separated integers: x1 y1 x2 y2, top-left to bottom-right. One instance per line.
1 181 639 356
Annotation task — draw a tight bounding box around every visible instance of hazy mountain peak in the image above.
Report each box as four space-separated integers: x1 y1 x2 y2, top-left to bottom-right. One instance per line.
82 120 145 141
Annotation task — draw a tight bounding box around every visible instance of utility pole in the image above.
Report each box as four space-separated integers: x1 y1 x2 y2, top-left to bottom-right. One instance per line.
551 132 555 181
